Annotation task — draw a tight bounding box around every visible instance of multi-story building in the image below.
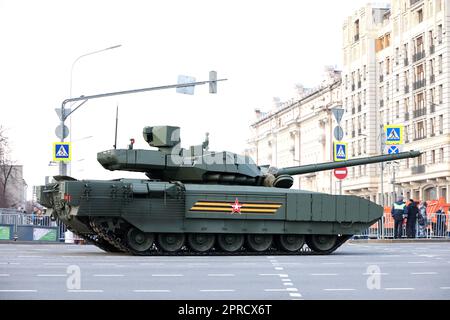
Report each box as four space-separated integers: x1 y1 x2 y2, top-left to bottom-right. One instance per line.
0 165 27 209
248 0 450 206
342 0 450 205
247 68 342 193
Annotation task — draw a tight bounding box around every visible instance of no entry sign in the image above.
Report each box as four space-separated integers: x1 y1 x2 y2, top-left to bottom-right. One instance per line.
334 167 348 180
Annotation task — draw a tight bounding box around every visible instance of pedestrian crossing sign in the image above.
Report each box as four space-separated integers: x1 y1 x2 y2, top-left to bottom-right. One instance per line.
53 142 71 162
385 125 404 145
334 142 348 162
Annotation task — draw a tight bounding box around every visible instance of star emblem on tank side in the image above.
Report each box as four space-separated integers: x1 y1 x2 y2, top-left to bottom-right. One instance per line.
231 198 242 214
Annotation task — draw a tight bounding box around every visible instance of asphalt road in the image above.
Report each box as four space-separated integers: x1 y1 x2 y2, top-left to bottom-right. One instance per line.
0 242 449 300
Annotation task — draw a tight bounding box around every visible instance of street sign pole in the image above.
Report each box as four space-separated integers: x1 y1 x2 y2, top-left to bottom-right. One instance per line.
56 72 227 176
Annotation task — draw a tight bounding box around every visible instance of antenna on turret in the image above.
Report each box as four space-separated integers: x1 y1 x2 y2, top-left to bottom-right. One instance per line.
113 105 119 149
202 132 209 151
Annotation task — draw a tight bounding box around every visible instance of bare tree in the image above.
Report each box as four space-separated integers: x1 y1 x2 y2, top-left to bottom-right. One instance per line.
0 126 15 207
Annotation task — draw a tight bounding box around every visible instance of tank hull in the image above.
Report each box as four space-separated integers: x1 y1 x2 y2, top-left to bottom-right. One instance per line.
37 178 382 255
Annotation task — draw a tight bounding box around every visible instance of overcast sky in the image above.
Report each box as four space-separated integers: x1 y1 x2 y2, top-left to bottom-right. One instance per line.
0 0 370 199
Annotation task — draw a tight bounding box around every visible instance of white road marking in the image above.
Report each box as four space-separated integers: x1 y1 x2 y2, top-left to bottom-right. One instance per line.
43 263 69 266
407 261 426 264
362 273 389 276
93 274 124 277
151 274 184 277
0 262 20 265
36 274 66 277
67 290 104 293
440 287 450 290
384 288 415 291
283 283 293 286
139 263 165 266
310 273 338 276
18 255 42 258
199 289 235 292
259 274 289 277
274 267 284 270
0 274 10 277
323 288 356 291
321 262 344 265
133 289 171 293
92 263 118 266
0 290 37 292
207 274 235 277
282 279 291 282
62 256 86 258
289 293 302 297
411 272 437 275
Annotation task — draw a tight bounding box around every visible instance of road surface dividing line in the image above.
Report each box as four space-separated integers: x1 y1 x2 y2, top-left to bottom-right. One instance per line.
67 290 104 293
199 289 235 292
384 288 415 291
407 261 426 264
440 287 450 290
18 256 42 258
0 290 37 292
410 272 438 275
323 288 356 291
133 290 171 293
207 274 235 277
93 274 124 277
310 273 338 276
321 262 344 265
152 274 184 277
36 274 66 277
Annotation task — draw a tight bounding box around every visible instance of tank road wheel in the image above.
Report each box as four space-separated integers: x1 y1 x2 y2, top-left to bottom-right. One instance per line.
306 235 338 253
277 234 305 252
187 234 215 252
217 234 244 253
126 228 154 253
157 233 185 252
246 234 273 252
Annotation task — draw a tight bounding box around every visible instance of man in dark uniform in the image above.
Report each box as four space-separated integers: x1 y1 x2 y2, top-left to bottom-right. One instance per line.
405 199 419 238
391 196 406 239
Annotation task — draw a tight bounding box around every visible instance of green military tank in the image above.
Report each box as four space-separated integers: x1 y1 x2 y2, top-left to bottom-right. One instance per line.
37 126 420 255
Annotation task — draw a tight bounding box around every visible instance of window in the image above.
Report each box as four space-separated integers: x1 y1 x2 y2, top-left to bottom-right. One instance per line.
396 74 400 91
439 148 444 162
404 70 409 85
437 0 442 12
405 98 410 114
429 30 434 47
363 65 367 80
439 85 443 104
386 58 391 75
396 101 400 118
439 115 444 133
438 54 443 73
395 47 400 64
417 9 423 24
363 113 366 129
415 92 425 110
431 150 436 164
438 24 443 44
415 121 426 140
430 117 436 135
354 19 360 41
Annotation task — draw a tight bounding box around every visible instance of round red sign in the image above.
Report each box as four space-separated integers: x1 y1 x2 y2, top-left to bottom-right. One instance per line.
334 167 348 180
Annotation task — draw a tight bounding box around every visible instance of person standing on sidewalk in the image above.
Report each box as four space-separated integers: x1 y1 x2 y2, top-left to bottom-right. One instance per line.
391 196 407 239
405 199 419 238
418 201 428 238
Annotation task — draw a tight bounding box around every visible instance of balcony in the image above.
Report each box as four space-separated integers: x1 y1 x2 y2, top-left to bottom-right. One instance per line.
412 51 425 63
430 45 435 55
430 74 435 84
411 165 426 175
413 135 426 141
404 85 410 94
413 107 427 118
379 75 384 82
405 112 410 121
404 58 409 66
354 34 360 42
413 79 426 90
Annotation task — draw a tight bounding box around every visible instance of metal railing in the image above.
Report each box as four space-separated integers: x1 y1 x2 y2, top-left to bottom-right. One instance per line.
0 213 67 241
354 213 449 239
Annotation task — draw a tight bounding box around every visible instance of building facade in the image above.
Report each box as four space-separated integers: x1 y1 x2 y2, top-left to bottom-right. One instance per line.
248 0 450 206
342 0 450 205
247 68 343 193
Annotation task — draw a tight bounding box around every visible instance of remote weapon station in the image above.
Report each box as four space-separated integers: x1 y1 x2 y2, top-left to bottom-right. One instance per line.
37 126 421 255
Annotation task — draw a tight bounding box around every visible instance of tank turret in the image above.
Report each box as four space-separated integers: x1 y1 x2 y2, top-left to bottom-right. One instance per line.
97 125 421 189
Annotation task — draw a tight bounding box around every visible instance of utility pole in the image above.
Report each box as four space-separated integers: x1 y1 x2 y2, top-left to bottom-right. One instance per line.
379 124 386 239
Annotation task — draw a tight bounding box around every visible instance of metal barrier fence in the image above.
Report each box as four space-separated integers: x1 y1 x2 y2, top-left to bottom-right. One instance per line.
355 213 449 239
0 213 67 241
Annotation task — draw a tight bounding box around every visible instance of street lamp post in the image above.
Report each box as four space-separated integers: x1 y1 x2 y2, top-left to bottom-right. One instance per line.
66 45 122 176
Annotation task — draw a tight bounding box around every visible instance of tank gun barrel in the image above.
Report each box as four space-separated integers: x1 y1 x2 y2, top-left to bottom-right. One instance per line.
275 150 421 177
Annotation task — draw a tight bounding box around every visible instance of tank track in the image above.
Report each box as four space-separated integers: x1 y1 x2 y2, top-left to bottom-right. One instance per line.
85 218 351 256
